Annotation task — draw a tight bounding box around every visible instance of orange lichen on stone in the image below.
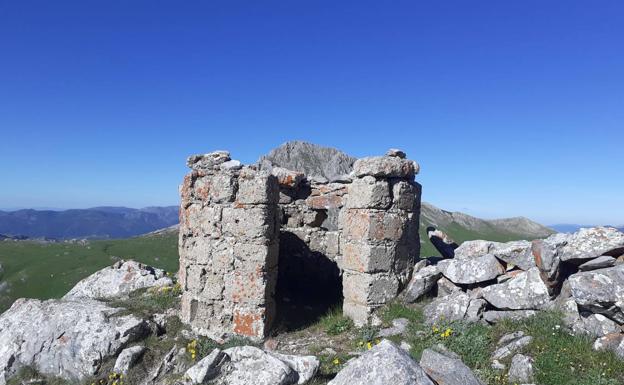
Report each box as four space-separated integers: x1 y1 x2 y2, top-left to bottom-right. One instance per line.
233 309 264 337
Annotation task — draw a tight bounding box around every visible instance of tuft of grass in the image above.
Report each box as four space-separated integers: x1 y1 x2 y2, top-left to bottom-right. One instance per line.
6 366 73 385
317 307 354 336
107 284 181 318
378 302 423 326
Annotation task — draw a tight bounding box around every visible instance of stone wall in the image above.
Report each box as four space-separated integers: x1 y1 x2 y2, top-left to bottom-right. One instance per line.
179 148 421 339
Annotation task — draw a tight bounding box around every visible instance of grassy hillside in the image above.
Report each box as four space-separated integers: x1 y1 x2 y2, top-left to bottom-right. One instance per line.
0 233 178 312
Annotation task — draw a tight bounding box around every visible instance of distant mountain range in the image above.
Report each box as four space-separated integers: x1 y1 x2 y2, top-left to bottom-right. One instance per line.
0 206 179 240
550 224 624 233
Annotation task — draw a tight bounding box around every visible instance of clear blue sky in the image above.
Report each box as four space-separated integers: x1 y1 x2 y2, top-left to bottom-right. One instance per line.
1 1 622 225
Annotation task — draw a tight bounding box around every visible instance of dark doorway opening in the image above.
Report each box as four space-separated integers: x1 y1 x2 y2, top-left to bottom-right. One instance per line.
272 231 343 333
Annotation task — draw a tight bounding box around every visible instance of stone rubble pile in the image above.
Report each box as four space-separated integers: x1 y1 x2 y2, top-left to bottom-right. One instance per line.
407 226 624 358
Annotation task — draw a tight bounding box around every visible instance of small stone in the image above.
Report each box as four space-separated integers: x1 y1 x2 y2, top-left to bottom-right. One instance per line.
491 335 533 360
578 255 616 271
185 349 228 384
508 354 534 383
113 346 146 375
491 359 506 370
385 148 406 158
483 310 537 324
220 159 243 171
378 318 409 337
267 352 320 385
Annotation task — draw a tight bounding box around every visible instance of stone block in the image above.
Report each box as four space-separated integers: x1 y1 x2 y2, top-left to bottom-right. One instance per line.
202 273 225 300
233 307 269 338
391 180 419 212
181 204 222 238
184 265 207 294
270 166 305 188
346 176 392 209
352 156 418 179
343 272 399 305
341 241 395 273
209 173 238 203
237 169 279 205
233 242 279 269
181 293 214 327
342 301 373 327
309 230 340 257
342 210 408 242
223 269 269 306
221 206 277 242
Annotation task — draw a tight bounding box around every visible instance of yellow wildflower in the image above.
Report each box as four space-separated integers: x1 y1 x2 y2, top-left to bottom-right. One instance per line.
333 358 340 365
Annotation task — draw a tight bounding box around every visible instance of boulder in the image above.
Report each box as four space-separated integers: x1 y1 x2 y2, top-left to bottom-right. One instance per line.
403 265 440 302
218 346 298 385
437 254 505 284
578 255 616 271
113 346 146 375
455 240 536 271
64 260 173 300
508 354 534 383
424 291 471 324
481 268 551 310
185 349 229 384
352 156 418 179
560 227 624 263
531 233 569 295
0 298 147 384
568 265 624 324
328 340 434 385
420 348 485 385
593 333 624 358
267 352 320 385
454 240 493 259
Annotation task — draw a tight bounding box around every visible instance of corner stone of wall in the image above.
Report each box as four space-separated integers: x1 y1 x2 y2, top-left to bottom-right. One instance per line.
340 153 421 325
179 151 280 340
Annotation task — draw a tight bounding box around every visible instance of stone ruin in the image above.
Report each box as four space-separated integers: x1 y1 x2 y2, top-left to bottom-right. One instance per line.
178 148 421 339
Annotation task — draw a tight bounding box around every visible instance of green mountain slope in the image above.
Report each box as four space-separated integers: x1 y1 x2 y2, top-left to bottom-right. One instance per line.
419 202 555 256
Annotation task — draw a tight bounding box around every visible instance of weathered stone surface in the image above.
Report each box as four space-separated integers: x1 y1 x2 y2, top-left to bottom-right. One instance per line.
531 233 569 295
0 298 147 384
593 332 624 358
426 227 457 259
483 310 537 324
113 346 146 375
560 227 624 263
403 265 440 302
437 254 505 284
424 291 471 324
188 151 231 170
568 265 624 323
491 334 533 360
436 276 461 297
391 180 419 212
508 354 534 383
328 340 434 385
270 167 305 188
454 240 494 259
385 148 406 158
258 141 356 181
185 349 229 384
352 156 418 179
343 272 399 306
579 255 616 271
218 346 297 385
482 268 551 310
454 240 535 271
345 176 391 209
420 348 485 385
64 260 173 300
466 298 488 322
267 352 320 384
378 318 409 337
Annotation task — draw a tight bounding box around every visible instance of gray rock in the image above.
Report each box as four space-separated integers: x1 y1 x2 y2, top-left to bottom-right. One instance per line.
455 240 535 271
403 265 440 302
385 148 406 158
436 276 461 297
424 291 471 324
328 340 434 385
426 227 458 259
378 318 409 337
453 240 494 259
352 156 418 179
185 349 229 384
218 346 297 385
267 352 320 385
481 268 550 310
531 233 569 295
561 227 624 263
497 331 526 346
420 348 485 385
219 159 243 171
593 333 624 358
258 141 356 181
0 298 147 384
188 151 231 170
113 346 146 375
466 298 487 322
508 354 534 383
491 335 533 360
64 260 173 300
491 359 506 370
579 255 616 271
270 167 305 188
483 310 537 324
568 265 624 324
437 254 505 284
346 176 392 209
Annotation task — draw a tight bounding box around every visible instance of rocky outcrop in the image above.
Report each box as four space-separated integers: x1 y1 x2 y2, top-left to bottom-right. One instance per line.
258 141 357 182
328 340 434 385
64 260 173 300
0 298 148 384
